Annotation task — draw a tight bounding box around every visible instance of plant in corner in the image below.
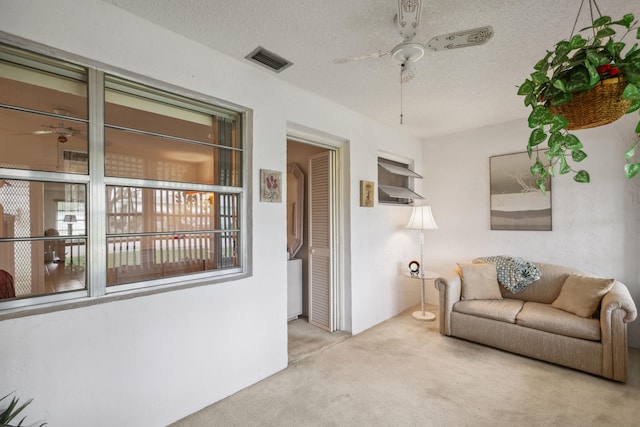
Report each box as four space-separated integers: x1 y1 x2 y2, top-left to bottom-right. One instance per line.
517 11 640 190
0 392 47 427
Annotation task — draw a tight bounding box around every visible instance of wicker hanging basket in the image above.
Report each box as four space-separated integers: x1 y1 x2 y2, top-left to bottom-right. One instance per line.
547 77 631 131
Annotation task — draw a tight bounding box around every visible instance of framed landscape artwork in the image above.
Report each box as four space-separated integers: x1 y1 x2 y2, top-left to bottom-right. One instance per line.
490 152 551 231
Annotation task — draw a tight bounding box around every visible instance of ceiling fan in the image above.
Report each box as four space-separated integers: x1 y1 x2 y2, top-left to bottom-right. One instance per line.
17 109 82 143
333 0 494 84
29 121 80 143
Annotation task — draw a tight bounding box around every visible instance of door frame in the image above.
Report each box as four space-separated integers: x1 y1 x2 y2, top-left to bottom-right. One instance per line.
286 122 351 333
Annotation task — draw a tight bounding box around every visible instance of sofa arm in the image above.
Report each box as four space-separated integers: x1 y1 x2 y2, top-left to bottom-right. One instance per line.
601 281 637 324
434 274 462 336
600 281 637 382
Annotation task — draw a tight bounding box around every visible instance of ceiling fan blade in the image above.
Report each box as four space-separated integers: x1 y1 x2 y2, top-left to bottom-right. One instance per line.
397 0 423 40
426 26 494 52
332 50 390 64
32 130 55 135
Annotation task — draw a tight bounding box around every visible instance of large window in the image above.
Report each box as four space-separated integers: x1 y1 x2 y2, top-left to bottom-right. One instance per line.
0 43 248 310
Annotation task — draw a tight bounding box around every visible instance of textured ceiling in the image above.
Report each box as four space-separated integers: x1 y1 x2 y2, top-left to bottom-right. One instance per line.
101 0 638 139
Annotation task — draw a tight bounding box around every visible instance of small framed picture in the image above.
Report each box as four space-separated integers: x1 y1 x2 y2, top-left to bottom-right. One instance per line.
260 169 282 203
360 180 374 207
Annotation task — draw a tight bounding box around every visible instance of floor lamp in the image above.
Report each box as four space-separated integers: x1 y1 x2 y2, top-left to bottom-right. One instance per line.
406 204 438 320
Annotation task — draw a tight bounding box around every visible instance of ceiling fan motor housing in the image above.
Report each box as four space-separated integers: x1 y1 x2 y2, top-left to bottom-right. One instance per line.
391 42 425 64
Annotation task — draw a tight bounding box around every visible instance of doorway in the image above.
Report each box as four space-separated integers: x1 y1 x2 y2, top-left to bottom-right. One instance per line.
286 128 350 360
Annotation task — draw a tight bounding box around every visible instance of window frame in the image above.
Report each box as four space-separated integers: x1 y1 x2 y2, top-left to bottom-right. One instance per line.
0 37 253 316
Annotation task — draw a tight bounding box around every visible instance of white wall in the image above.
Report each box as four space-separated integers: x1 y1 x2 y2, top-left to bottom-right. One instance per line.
0 1 423 426
422 115 640 347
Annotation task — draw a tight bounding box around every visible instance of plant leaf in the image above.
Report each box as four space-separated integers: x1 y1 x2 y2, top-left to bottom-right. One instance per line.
620 48 640 83
569 35 586 49
611 14 634 28
531 70 549 86
552 78 567 92
623 83 640 100
596 28 616 39
571 149 588 162
625 144 637 159
530 158 545 175
550 91 573 106
608 41 624 56
528 105 552 127
548 131 562 147
564 134 583 150
555 40 570 56
593 16 612 27
0 396 33 424
573 170 590 183
585 59 600 86
549 114 569 132
559 156 571 174
534 51 553 71
528 128 547 147
564 67 591 92
535 178 547 193
625 162 640 179
626 99 640 113
548 133 564 158
517 79 534 96
585 49 611 68
636 120 640 134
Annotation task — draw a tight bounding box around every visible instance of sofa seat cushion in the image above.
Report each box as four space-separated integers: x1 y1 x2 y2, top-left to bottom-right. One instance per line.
453 299 524 323
516 302 601 341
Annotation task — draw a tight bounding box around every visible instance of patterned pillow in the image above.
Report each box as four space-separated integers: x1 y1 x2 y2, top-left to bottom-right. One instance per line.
473 256 541 293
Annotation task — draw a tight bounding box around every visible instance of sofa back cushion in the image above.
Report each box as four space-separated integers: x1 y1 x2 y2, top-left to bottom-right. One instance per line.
500 262 584 304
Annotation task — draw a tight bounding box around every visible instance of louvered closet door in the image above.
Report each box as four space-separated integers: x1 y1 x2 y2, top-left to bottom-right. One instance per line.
308 151 333 331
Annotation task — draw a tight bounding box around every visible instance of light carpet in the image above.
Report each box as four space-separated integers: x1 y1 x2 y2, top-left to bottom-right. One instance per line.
287 317 351 364
171 305 640 426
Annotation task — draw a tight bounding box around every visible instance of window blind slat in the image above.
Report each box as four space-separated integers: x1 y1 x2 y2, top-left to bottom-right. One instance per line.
378 162 423 179
378 185 424 200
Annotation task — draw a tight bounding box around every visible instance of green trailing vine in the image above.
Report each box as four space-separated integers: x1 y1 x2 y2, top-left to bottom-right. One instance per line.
517 13 640 190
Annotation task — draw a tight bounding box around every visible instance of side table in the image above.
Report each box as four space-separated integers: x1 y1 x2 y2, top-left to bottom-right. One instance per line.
403 270 439 321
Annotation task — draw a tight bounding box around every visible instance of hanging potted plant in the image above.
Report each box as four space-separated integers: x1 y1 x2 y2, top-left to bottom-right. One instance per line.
517 10 640 190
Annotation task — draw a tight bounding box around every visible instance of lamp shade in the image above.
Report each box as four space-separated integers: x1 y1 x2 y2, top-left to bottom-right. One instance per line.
64 215 77 223
406 205 438 230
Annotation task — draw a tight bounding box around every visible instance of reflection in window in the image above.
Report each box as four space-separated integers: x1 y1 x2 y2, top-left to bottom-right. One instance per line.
0 50 88 175
0 180 86 299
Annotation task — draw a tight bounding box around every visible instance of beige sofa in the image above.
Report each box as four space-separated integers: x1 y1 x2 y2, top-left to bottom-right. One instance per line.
435 261 637 382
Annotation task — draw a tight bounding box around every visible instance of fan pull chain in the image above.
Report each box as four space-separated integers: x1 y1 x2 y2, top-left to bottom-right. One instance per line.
400 67 404 125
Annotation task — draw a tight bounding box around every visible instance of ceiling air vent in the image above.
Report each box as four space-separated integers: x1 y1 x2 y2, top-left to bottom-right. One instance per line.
245 46 293 73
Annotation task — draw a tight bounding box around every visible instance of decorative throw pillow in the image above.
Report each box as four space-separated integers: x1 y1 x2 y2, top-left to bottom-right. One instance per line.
457 263 503 300
473 256 541 293
551 274 615 318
